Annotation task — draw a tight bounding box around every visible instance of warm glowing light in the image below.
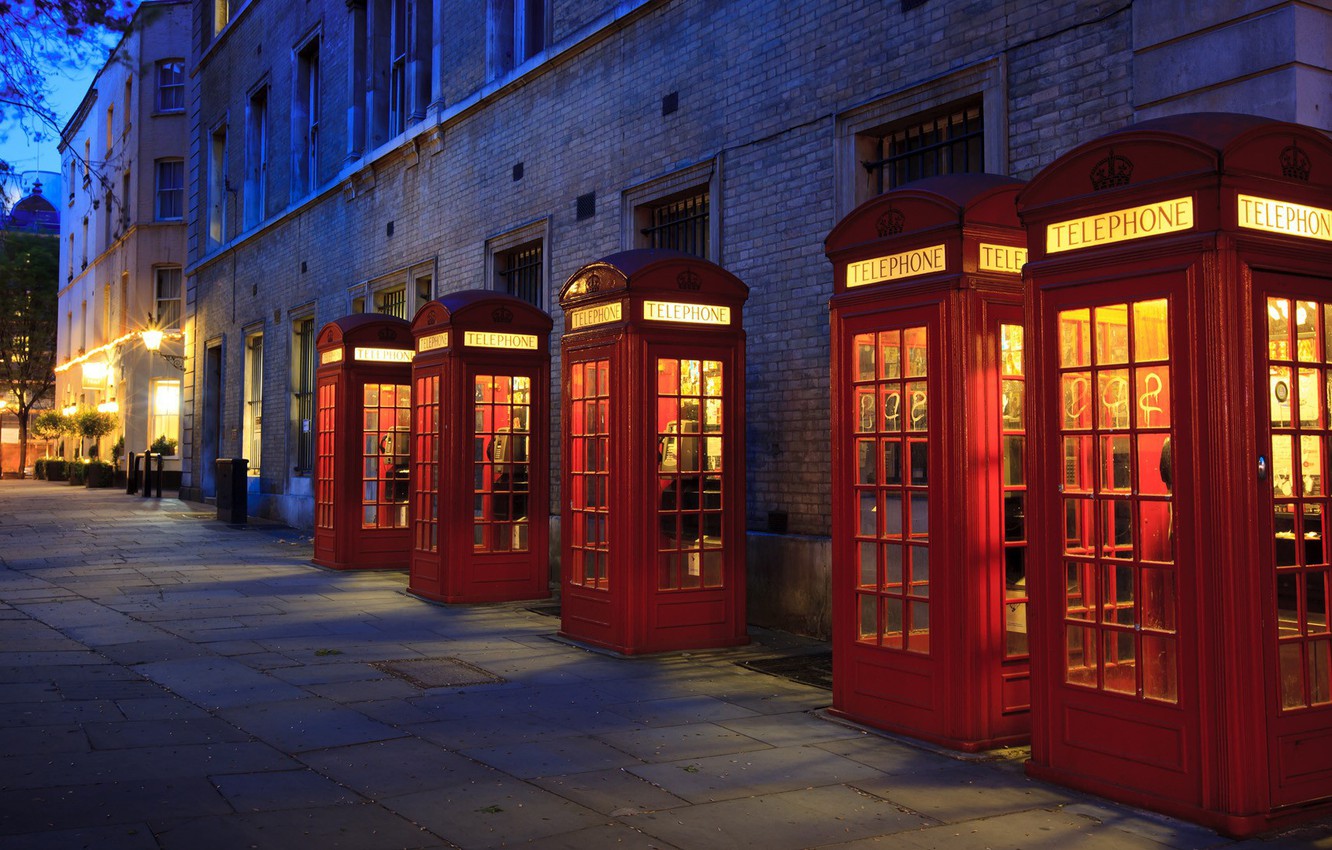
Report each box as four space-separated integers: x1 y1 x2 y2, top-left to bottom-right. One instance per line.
141 329 165 351
1046 197 1194 253
153 382 181 414
97 401 119 413
82 360 109 383
846 245 947 288
1238 195 1332 241
62 405 77 416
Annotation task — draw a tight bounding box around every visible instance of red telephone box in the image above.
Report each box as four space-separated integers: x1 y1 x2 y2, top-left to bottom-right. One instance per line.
313 314 414 570
407 291 552 603
824 174 1031 751
1019 114 1332 835
558 249 749 655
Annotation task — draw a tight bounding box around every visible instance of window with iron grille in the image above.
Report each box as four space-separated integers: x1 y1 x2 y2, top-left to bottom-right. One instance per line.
376 286 407 319
293 317 317 474
642 190 709 258
863 101 983 196
497 241 542 308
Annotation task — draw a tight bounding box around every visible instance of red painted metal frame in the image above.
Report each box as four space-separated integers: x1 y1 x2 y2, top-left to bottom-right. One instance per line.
1018 113 1332 836
825 174 1031 751
558 249 749 655
406 291 553 604
312 314 414 570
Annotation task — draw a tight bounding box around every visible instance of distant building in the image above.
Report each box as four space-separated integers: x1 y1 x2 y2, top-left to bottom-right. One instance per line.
55 0 190 470
1 180 60 235
182 0 1332 633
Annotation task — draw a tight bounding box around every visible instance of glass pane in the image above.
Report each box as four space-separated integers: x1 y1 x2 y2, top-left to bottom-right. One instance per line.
1095 304 1129 365
1275 504 1298 566
906 382 927 431
1064 499 1093 554
1311 640 1331 706
885 544 903 590
1297 300 1320 362
1098 369 1131 429
904 327 927 378
908 440 928 486
1301 434 1322 497
909 493 928 537
1141 567 1177 632
1062 372 1092 429
680 360 700 396
1308 570 1328 634
884 495 902 536
858 492 877 537
1277 572 1301 638
1002 379 1024 429
1102 563 1135 626
1269 297 1291 360
1003 494 1024 542
1103 630 1136 694
1002 436 1024 487
1103 499 1133 560
858 541 876 587
1101 435 1131 493
1139 500 1173 563
880 330 901 380
883 441 902 486
910 546 929 596
1133 299 1169 362
1006 602 1029 656
882 387 902 432
1005 548 1026 598
1272 434 1294 498
857 439 876 485
703 361 723 396
854 389 875 433
854 334 875 381
858 594 877 641
1142 634 1179 703
907 601 930 654
1000 324 1024 375
1300 368 1322 428
1280 642 1305 709
883 598 903 649
1305 505 1326 567
1271 366 1293 427
1138 434 1172 496
1059 309 1091 368
1066 561 1095 620
1064 435 1093 492
704 398 722 432
1066 624 1097 687
1135 367 1171 429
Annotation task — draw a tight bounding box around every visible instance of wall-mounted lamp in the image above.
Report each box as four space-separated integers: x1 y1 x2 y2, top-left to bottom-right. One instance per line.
97 401 119 413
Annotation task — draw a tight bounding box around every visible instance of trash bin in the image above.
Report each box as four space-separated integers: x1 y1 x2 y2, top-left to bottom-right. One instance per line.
216 458 249 524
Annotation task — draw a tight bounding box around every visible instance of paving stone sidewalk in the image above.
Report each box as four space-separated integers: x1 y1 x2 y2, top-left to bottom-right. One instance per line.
0 481 1328 849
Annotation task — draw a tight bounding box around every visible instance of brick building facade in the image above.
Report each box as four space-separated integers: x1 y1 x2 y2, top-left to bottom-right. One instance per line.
183 0 1332 635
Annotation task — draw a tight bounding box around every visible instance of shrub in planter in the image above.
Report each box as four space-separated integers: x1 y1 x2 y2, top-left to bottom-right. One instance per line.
68 461 87 485
150 435 178 456
44 459 68 481
34 458 47 479
85 460 115 488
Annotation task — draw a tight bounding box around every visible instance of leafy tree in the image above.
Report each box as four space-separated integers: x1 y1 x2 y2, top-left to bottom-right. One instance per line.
30 408 64 455
0 231 58 476
74 406 115 457
0 0 135 150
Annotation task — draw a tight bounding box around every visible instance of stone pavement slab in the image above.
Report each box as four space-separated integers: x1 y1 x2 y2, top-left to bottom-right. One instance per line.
0 484 1329 849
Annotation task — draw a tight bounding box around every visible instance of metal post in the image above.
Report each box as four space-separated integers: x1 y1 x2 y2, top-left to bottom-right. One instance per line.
141 453 153 499
155 452 163 498
126 452 137 494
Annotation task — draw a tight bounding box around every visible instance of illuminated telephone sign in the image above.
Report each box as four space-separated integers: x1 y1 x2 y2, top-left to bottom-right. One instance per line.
354 347 414 363
417 331 449 352
846 244 946 288
642 300 731 325
463 331 539 350
570 302 623 329
320 348 344 365
1238 195 1332 242
1046 197 1194 253
978 243 1028 275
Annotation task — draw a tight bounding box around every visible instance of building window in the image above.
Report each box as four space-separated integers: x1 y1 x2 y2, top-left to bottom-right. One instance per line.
106 105 114 154
208 126 228 247
157 61 184 112
123 77 132 132
495 242 542 308
292 316 316 475
83 139 90 184
214 0 230 35
67 234 73 278
155 267 182 330
150 379 181 455
640 190 709 258
368 0 430 147
103 189 114 246
155 159 183 220
488 0 546 79
244 331 263 475
244 86 267 229
376 286 407 319
293 37 320 198
862 101 984 196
